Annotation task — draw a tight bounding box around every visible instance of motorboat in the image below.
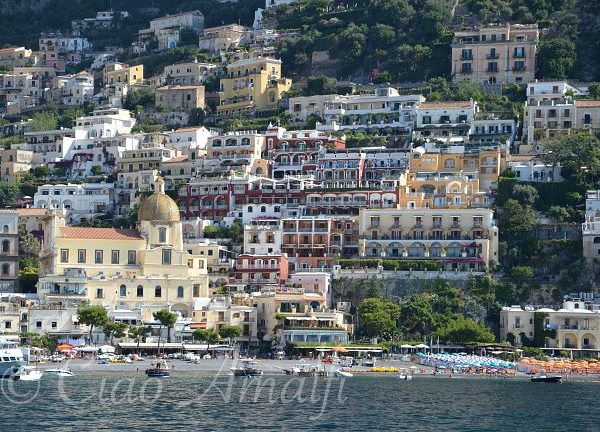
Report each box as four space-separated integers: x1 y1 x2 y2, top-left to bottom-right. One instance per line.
398 374 412 381
145 360 171 378
12 366 43 381
0 338 25 378
230 360 263 377
285 361 328 377
531 374 562 383
45 368 75 377
334 369 353 378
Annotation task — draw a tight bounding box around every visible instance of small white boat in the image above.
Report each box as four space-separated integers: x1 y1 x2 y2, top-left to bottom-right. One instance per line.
45 368 75 377
398 374 412 381
334 369 353 378
12 366 43 381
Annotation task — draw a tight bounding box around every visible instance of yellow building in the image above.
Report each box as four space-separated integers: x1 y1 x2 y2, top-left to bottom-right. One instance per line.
38 178 208 321
103 63 144 86
357 206 499 271
396 175 488 209
409 145 505 192
218 57 291 116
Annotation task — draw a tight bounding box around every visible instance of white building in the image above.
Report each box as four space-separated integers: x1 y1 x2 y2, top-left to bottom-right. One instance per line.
39 34 92 53
164 126 215 153
33 183 115 223
415 100 478 143
508 159 563 182
150 10 204 33
55 72 94 106
244 219 282 255
72 108 135 139
265 0 296 8
289 88 424 133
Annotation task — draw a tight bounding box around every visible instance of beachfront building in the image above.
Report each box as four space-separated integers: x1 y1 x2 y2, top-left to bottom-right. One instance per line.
217 57 292 116
0 211 19 293
357 205 498 271
500 295 600 353
37 178 209 321
191 297 258 346
451 23 538 84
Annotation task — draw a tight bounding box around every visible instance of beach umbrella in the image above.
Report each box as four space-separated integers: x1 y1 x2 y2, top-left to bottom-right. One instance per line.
56 343 74 351
331 346 348 353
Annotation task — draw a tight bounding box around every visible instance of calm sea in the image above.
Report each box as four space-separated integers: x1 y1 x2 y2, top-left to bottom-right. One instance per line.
1 375 598 431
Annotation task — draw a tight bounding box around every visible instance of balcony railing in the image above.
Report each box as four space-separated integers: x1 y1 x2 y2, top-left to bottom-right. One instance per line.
486 53 499 59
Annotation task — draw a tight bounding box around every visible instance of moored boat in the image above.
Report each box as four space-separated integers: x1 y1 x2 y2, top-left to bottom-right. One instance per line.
0 338 25 378
230 360 263 377
334 369 353 378
45 368 75 377
531 374 561 383
398 374 412 381
12 366 43 381
145 360 171 378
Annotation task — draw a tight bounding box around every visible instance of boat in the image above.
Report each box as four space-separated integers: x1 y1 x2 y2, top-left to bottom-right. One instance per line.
145 360 171 378
398 374 412 381
0 338 25 378
45 368 75 377
334 369 353 378
531 374 562 383
12 365 43 381
285 361 328 377
230 360 263 377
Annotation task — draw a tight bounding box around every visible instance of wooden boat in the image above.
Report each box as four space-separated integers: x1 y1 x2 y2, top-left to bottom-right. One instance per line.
531 374 562 383
145 360 171 378
230 360 263 377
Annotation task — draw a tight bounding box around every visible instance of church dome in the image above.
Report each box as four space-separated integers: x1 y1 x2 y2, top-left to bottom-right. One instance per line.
138 178 180 223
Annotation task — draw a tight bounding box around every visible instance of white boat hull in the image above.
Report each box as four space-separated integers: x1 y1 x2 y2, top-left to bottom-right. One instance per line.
334 370 353 378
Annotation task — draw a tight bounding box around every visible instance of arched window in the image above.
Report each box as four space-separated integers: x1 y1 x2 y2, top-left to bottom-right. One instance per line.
177 286 184 298
1 240 9 253
158 227 167 243
2 225 8 233
119 284 126 297
1 264 9 275
155 285 162 298
247 206 253 213
260 206 266 213
137 285 144 297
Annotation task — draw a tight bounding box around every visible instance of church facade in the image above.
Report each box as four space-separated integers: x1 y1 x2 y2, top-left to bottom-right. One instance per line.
37 178 209 321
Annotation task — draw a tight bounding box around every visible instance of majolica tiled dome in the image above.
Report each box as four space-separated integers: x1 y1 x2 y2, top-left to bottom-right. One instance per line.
138 177 180 223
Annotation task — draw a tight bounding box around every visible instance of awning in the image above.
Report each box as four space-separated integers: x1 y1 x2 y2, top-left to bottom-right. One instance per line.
190 322 207 329
285 316 317 321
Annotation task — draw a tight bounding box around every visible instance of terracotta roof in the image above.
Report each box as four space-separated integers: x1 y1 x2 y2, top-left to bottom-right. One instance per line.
17 208 48 217
59 227 143 240
163 156 188 163
575 100 600 108
419 101 474 109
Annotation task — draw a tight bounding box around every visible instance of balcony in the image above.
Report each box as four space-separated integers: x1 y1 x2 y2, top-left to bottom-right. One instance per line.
459 69 473 74
487 66 499 73
460 54 473 61
513 53 526 58
512 66 526 72
486 53 499 59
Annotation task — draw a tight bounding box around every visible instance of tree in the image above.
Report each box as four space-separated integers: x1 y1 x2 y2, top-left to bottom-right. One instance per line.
512 184 539 206
0 183 19 207
91 165 102 175
399 294 434 338
29 110 58 131
218 325 242 345
304 75 338 96
193 328 220 354
153 309 177 352
498 199 537 241
103 322 128 345
129 326 152 353
541 132 600 183
537 38 576 79
77 305 109 345
21 332 58 351
589 82 600 99
436 316 495 344
547 205 570 225
123 88 155 111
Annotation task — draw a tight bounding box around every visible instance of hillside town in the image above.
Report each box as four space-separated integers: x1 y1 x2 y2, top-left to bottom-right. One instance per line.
0 1 600 363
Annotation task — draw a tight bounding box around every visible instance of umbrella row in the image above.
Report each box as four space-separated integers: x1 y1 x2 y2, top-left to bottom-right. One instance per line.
417 353 517 370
